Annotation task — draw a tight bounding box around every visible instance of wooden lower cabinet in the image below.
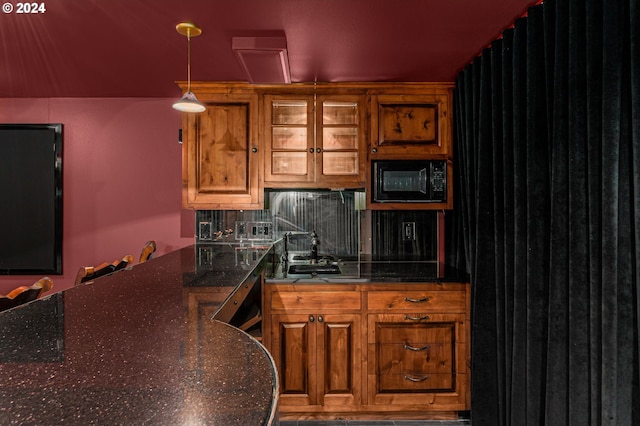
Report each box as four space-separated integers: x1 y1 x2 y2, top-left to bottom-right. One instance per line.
367 313 468 411
270 313 362 408
262 282 470 420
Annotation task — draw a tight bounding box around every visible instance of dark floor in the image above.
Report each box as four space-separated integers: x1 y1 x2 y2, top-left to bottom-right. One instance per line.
279 420 470 426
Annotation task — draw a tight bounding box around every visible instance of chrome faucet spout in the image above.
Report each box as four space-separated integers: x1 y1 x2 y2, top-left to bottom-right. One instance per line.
310 231 319 264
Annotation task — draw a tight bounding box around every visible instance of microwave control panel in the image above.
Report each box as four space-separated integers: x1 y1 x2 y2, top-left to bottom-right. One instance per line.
429 161 447 200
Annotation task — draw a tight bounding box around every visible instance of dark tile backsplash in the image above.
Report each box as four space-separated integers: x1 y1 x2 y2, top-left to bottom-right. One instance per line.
195 190 440 262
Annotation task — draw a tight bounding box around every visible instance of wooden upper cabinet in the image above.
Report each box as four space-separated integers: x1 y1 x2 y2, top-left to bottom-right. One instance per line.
181 90 262 210
370 91 452 159
264 93 366 188
178 83 454 209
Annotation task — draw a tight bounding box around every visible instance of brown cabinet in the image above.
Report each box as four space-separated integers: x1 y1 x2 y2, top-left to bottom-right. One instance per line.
262 281 470 420
178 82 454 209
269 313 362 408
370 90 453 158
263 285 363 413
264 93 366 188
181 85 262 210
365 285 469 412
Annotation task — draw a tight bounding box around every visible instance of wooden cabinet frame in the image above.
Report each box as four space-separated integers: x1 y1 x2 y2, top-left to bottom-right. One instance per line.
180 84 263 210
178 82 454 209
262 281 470 420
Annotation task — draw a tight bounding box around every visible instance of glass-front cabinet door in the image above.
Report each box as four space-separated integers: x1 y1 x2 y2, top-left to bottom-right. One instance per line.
264 95 314 184
264 93 366 188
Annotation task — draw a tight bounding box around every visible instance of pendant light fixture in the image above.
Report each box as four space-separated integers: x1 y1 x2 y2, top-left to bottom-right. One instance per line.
172 22 206 113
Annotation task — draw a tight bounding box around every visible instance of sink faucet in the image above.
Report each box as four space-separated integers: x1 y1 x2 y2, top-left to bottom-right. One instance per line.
310 231 319 264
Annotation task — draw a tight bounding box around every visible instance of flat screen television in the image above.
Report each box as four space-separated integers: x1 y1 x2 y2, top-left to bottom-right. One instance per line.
0 124 63 275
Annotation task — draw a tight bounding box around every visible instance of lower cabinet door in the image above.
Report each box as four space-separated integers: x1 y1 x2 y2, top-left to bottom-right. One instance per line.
270 313 361 410
316 313 362 407
271 314 317 407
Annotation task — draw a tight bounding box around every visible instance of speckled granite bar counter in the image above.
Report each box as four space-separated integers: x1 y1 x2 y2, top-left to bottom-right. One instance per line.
0 244 278 425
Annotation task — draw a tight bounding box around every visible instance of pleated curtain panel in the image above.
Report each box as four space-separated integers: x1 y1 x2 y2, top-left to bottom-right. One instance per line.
449 0 639 424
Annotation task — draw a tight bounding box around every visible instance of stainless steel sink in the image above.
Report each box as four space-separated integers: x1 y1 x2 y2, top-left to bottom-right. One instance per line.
287 263 341 275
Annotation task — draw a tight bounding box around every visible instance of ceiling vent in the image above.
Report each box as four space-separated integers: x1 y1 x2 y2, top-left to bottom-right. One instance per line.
232 36 291 84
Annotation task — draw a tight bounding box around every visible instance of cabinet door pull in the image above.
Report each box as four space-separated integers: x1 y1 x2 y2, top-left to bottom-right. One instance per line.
309 148 315 153
404 374 429 382
404 343 430 352
404 314 430 321
316 148 322 153
318 316 323 323
404 296 430 303
309 315 314 322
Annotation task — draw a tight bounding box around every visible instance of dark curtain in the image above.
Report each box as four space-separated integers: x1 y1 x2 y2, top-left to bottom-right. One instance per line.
451 0 640 424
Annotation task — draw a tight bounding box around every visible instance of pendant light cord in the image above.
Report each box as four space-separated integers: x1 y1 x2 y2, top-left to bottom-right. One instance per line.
187 29 192 92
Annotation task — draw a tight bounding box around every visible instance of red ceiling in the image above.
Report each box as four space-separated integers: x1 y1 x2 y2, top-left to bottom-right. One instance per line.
0 0 539 98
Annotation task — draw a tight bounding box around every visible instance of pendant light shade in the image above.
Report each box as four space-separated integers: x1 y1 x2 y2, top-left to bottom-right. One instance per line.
173 91 206 113
173 22 206 113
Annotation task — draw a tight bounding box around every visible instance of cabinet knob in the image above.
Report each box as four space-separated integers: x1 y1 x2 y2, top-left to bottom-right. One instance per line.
372 147 378 153
316 148 322 153
252 147 258 153
309 148 314 153
309 315 314 322
317 316 323 323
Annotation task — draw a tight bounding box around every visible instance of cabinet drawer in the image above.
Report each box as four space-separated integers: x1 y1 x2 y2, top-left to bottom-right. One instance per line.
379 372 454 392
367 290 465 312
271 291 361 312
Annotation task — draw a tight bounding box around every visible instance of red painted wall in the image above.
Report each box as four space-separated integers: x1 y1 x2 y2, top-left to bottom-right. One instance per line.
0 98 195 294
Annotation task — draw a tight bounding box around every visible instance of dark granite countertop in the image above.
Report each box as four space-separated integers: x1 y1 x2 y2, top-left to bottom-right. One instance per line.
264 259 470 283
263 239 469 284
0 244 278 425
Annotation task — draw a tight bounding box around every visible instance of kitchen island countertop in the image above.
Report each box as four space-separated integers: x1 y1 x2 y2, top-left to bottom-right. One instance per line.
0 244 278 425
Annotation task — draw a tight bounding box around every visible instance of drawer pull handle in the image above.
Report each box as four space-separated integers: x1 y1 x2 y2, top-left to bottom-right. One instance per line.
404 296 430 303
404 314 430 321
404 343 430 352
404 374 429 382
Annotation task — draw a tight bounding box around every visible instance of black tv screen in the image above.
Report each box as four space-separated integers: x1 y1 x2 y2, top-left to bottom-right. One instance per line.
0 124 63 275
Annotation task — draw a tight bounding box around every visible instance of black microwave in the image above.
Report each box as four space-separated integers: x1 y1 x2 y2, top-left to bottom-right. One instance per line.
372 160 447 203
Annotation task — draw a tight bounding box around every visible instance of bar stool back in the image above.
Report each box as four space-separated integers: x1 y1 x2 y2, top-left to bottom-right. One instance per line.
0 277 53 312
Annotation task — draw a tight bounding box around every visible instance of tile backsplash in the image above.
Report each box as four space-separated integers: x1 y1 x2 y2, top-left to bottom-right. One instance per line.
195 190 362 259
195 189 440 262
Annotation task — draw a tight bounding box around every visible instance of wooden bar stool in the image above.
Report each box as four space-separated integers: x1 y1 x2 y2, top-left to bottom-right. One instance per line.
74 254 134 286
0 277 53 312
138 240 157 263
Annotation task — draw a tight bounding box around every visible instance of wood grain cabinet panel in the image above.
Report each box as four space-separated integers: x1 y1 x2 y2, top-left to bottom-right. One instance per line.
262 281 470 420
269 312 362 409
370 93 452 158
367 290 466 313
181 88 262 210
367 313 466 406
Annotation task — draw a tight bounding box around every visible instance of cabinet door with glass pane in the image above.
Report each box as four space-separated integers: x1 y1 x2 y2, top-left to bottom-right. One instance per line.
316 95 366 187
264 94 366 188
264 95 315 184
